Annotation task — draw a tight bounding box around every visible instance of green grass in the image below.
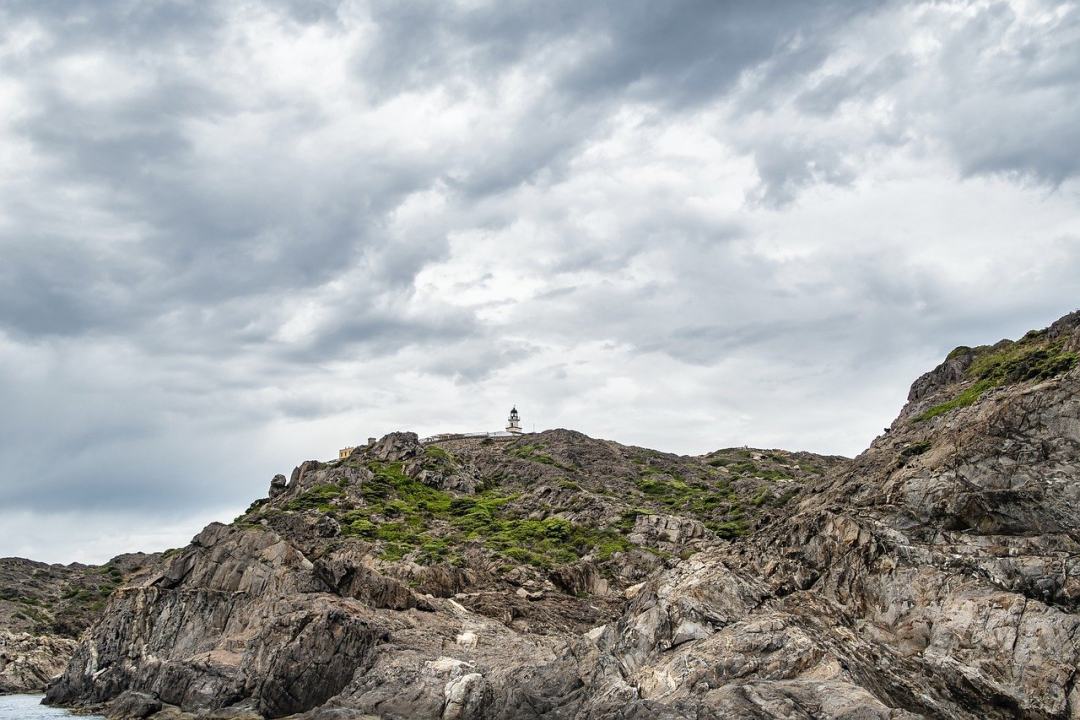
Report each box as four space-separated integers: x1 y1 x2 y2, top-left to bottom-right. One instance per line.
284 483 344 512
918 338 1078 423
633 471 748 532
705 518 749 539
917 379 994 422
471 517 631 567
424 445 457 466
282 460 630 568
967 342 1077 384
509 443 570 469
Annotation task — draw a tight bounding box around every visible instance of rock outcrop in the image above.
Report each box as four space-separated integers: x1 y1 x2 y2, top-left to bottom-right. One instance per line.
37 311 1080 719
0 553 161 693
0 631 78 693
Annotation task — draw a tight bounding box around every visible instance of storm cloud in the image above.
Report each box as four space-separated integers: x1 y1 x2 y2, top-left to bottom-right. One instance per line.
1 0 1079 562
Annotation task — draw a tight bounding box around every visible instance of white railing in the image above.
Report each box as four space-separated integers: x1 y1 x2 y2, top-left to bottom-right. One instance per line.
418 430 516 444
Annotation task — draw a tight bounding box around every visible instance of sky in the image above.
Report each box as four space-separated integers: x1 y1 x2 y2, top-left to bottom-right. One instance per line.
2 0 1079 563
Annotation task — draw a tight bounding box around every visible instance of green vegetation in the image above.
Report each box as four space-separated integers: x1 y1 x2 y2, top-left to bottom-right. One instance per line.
243 498 268 515
284 483 345 512
720 460 792 481
424 445 457 466
774 487 800 507
968 342 1077 385
336 511 376 538
705 517 749 539
754 468 792 481
471 517 631 567
271 459 634 568
917 338 1078 422
750 487 773 506
917 379 994 421
946 345 973 360
633 471 746 532
445 494 630 566
615 507 649 531
15 603 50 628
509 443 570 469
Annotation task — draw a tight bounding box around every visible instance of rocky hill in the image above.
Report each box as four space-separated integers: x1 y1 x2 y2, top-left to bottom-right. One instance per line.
0 554 159 693
31 310 1080 718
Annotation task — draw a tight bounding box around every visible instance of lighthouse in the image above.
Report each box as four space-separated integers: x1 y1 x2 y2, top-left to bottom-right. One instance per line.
506 407 523 434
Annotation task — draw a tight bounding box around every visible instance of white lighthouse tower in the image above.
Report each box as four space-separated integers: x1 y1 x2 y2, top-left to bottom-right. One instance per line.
506 407 523 435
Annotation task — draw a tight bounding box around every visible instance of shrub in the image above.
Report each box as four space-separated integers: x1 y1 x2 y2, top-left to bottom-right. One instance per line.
918 339 1078 422
284 484 344 512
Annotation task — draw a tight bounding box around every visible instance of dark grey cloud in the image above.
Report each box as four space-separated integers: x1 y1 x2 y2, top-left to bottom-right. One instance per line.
358 0 880 104
931 1 1080 185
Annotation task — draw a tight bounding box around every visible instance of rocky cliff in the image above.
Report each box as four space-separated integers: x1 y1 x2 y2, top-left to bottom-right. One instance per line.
39 311 1080 719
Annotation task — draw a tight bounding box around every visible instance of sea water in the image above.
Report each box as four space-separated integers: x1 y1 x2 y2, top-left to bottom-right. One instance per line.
0 695 103 719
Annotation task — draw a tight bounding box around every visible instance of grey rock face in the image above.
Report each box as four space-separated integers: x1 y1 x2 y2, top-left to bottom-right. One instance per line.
41 311 1080 719
370 432 422 462
47 526 386 717
626 513 707 550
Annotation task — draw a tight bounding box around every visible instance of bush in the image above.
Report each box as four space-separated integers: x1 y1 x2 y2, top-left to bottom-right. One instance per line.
918 339 1078 422
284 484 344 511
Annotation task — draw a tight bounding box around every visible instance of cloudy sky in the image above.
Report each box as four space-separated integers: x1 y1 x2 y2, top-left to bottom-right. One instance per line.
2 0 1079 563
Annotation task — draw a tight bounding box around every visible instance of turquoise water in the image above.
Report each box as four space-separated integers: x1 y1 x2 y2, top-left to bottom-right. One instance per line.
0 695 102 719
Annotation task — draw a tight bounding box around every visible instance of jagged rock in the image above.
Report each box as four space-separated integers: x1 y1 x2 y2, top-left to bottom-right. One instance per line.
627 513 707 550
441 671 486 720
907 346 977 402
108 691 163 719
268 474 287 499
370 432 422 462
288 460 324 492
315 546 435 610
416 467 483 494
0 630 77 693
45 523 387 718
550 562 608 596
